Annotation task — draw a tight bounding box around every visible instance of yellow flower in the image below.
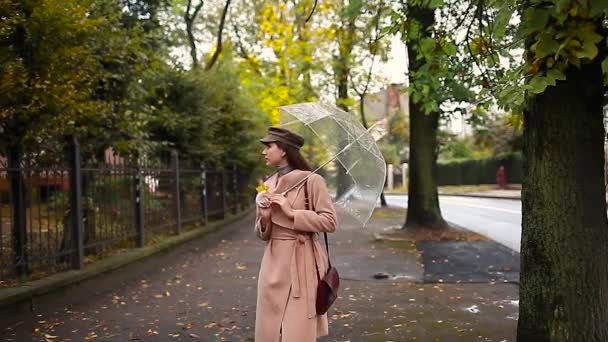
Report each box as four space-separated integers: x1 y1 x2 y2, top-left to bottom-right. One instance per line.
256 181 269 193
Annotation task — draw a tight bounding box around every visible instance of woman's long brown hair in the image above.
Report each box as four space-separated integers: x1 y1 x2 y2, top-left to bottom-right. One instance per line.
267 141 312 171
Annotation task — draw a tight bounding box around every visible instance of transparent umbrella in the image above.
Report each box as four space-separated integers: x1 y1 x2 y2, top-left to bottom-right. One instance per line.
278 102 387 228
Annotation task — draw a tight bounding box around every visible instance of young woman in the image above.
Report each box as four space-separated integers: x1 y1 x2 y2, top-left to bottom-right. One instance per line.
254 126 337 341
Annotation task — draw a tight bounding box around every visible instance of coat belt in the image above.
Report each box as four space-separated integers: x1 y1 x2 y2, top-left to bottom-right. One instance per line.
271 234 323 318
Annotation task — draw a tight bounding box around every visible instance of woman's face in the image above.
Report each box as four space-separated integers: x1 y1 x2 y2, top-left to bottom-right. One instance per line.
262 143 286 167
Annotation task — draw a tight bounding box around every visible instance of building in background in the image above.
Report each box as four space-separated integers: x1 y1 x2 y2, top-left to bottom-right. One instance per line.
441 109 475 139
363 83 409 131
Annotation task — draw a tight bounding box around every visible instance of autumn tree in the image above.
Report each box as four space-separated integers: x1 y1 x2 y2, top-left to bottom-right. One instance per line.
228 0 336 175
310 0 393 197
388 0 474 229
401 2 446 228
460 0 608 339
0 0 161 274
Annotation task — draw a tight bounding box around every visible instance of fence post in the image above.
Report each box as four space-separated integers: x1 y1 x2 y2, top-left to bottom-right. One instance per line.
8 145 29 276
172 150 182 234
67 136 84 270
200 162 208 225
233 164 239 214
221 169 227 219
134 160 145 248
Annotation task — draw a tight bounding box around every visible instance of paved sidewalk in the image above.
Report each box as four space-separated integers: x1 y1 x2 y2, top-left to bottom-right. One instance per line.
1 209 518 342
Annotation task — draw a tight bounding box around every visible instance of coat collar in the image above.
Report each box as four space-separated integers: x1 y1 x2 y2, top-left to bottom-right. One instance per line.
266 169 311 195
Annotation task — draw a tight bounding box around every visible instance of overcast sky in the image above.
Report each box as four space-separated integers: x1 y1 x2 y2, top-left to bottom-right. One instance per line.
377 35 408 85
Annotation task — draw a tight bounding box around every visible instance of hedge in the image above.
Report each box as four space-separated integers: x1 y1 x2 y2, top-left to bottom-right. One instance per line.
437 152 523 186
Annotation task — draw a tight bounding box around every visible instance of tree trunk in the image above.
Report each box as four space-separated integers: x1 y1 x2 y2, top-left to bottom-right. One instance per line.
205 0 232 71
333 3 358 198
335 58 351 198
517 53 608 340
359 94 388 207
404 107 446 229
186 18 198 68
403 3 446 229
295 0 316 101
380 192 387 206
185 0 204 68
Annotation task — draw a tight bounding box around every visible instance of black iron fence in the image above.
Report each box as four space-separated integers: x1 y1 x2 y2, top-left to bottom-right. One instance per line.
0 139 253 285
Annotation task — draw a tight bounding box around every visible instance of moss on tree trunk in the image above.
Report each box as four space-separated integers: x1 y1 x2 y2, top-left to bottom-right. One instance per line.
517 53 608 341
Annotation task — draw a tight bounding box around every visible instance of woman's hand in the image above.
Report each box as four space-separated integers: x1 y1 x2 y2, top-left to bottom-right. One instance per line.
270 194 294 219
256 192 272 208
259 206 272 227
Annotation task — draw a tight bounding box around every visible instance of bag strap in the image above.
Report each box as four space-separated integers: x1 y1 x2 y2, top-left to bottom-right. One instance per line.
303 180 332 269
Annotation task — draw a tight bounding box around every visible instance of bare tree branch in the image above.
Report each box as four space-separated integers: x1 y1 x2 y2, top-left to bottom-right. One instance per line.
205 0 232 70
232 23 262 75
185 0 205 68
352 1 385 101
305 0 318 23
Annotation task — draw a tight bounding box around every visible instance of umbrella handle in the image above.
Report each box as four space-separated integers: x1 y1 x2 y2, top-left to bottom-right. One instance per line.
279 172 313 196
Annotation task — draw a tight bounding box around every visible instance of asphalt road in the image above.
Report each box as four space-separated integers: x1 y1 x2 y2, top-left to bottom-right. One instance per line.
385 194 522 252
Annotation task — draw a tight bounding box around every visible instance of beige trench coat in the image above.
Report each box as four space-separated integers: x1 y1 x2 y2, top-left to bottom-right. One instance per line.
254 170 337 342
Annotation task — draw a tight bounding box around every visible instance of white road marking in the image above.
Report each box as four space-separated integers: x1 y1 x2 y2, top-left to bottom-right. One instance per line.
439 198 521 214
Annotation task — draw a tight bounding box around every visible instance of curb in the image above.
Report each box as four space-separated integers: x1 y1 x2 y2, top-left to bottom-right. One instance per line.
0 208 254 309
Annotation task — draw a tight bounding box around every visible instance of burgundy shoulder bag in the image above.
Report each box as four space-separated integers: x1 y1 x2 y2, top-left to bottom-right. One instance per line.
304 181 340 315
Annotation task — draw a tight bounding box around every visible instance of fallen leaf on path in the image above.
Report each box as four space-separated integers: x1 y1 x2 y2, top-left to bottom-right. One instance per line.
85 331 98 340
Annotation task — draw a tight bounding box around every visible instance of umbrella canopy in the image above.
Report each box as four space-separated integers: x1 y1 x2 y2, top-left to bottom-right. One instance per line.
278 102 387 227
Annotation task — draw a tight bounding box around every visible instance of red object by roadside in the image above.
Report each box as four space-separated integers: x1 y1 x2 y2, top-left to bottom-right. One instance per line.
497 166 506 189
